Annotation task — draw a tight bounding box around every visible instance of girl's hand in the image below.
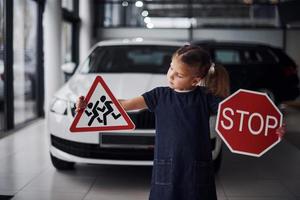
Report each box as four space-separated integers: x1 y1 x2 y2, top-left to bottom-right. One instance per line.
276 123 286 139
75 96 87 112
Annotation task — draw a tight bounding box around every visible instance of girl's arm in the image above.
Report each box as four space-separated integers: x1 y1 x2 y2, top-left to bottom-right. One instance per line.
76 96 148 112
119 96 148 111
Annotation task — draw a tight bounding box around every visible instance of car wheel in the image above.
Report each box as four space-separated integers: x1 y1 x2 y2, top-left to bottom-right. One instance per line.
50 153 75 170
213 147 222 173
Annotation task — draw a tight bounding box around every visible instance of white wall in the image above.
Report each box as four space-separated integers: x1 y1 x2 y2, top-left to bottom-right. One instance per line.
43 0 63 111
98 28 283 47
286 30 300 78
79 0 93 63
193 29 283 47
98 28 189 41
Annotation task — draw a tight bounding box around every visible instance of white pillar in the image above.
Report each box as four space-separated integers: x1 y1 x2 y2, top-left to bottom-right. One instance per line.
43 0 63 111
79 0 93 63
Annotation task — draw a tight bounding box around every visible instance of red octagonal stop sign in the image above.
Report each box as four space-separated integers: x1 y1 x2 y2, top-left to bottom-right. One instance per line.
216 89 283 157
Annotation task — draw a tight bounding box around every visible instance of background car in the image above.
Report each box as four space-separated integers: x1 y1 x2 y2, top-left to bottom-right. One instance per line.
192 40 300 104
48 39 223 172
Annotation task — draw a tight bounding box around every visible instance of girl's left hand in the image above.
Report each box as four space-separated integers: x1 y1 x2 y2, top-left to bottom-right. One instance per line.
276 123 286 139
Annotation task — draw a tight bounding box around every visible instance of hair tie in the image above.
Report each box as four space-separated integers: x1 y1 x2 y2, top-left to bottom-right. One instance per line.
209 62 215 74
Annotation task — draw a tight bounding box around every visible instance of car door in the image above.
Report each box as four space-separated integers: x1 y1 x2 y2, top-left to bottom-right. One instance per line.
212 47 274 93
212 47 249 93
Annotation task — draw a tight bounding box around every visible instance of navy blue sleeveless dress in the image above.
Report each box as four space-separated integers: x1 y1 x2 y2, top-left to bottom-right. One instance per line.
142 86 222 200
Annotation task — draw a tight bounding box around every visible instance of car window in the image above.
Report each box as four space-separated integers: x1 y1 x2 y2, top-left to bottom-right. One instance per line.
214 48 277 65
268 47 295 65
243 50 262 63
128 51 163 66
214 49 241 64
79 45 178 74
256 49 277 64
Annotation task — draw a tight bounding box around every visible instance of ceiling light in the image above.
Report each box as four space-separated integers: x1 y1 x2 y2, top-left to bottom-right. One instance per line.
135 37 143 42
144 17 151 24
135 1 143 8
146 23 154 29
122 1 128 7
142 10 149 17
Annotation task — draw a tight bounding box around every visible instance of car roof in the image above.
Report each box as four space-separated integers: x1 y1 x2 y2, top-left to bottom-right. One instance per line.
94 39 185 47
94 39 278 49
193 40 276 49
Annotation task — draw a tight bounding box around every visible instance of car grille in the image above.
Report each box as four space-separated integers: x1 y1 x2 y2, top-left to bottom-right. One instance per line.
70 103 155 129
51 134 154 160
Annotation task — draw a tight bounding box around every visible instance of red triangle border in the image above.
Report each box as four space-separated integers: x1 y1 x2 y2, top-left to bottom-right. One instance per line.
69 76 135 133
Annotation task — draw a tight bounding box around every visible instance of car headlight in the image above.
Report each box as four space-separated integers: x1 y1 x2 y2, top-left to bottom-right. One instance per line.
50 98 68 115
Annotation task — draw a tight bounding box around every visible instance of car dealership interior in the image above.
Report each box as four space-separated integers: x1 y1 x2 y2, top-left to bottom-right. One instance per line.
0 0 300 199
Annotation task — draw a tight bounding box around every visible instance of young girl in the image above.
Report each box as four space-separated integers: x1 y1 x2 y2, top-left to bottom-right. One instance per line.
76 44 230 200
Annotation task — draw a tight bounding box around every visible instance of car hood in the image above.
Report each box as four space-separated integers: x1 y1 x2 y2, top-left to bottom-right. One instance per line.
55 73 168 102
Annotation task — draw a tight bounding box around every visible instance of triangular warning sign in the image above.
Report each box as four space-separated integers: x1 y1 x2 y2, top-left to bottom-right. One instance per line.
70 76 135 132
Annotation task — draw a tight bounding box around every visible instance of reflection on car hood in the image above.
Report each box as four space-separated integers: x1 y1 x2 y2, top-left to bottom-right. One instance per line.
55 73 168 102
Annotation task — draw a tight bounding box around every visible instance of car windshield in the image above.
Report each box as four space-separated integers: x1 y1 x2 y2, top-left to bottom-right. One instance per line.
79 45 179 74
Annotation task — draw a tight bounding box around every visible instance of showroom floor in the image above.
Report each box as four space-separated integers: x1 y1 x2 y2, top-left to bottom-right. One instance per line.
0 107 299 200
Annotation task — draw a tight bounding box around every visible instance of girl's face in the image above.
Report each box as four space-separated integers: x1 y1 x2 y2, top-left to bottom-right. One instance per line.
167 55 201 91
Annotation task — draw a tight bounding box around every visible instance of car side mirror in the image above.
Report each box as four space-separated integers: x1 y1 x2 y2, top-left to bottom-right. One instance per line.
61 62 76 82
61 62 76 75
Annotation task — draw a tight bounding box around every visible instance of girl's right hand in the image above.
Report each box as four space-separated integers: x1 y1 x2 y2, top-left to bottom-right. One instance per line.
75 96 87 112
276 123 286 139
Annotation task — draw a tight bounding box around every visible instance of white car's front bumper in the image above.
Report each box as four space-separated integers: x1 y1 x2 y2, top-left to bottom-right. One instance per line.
48 105 222 165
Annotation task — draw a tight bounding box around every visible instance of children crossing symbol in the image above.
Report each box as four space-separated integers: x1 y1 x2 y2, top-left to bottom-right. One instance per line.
70 76 135 132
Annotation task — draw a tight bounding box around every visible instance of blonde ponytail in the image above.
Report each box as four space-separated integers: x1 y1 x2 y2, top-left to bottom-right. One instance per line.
202 64 230 98
208 62 215 74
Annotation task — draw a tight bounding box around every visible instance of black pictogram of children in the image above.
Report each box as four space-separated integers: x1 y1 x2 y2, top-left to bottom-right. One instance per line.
84 95 121 126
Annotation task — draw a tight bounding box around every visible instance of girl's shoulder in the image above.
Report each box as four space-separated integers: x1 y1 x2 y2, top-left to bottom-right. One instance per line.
155 86 170 90
196 86 223 101
145 87 171 98
196 86 210 94
152 86 172 93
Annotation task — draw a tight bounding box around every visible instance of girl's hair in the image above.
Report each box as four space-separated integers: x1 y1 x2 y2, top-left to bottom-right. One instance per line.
175 44 230 98
201 64 230 98
174 45 211 78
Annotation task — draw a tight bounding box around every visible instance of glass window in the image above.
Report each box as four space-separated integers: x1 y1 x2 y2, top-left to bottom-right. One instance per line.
13 0 38 125
62 0 74 11
215 49 241 64
61 22 72 64
80 45 178 74
0 0 4 130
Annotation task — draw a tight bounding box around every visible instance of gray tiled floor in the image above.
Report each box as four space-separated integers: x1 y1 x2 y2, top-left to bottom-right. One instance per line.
0 108 299 200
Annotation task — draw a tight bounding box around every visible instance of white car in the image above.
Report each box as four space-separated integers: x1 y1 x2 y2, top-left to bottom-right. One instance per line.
48 39 223 171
